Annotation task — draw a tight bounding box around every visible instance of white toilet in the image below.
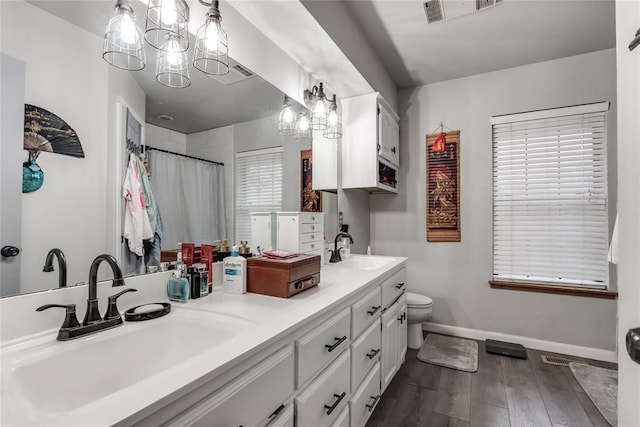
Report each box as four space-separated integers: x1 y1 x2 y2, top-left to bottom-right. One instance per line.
406 292 433 349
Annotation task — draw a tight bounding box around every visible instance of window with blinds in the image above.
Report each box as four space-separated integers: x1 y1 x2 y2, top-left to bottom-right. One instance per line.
491 102 609 288
235 147 283 243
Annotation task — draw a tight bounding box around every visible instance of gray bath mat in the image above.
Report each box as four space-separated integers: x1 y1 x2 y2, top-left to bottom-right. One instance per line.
569 362 617 426
417 334 478 372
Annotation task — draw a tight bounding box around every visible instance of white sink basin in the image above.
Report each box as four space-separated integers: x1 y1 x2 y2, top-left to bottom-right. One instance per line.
1 307 256 424
334 255 396 271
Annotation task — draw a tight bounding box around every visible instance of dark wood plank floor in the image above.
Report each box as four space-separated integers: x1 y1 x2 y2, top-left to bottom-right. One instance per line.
366 339 617 427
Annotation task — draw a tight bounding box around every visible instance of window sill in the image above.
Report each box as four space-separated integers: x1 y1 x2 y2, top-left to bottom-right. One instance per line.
489 281 618 300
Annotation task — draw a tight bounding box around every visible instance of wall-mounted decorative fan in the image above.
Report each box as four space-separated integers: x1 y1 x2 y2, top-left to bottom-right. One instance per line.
23 104 84 158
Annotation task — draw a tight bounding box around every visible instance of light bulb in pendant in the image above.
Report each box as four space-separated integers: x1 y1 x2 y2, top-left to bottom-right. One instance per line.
299 114 310 131
119 12 137 45
160 0 177 25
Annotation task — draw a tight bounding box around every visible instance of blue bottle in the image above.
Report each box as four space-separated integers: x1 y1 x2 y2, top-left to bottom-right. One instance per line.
167 263 190 303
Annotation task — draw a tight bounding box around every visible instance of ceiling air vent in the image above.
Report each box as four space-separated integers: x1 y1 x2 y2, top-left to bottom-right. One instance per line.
476 0 496 11
424 0 499 24
423 1 444 24
206 59 255 86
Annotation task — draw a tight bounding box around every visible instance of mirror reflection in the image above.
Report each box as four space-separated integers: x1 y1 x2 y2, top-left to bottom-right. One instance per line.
0 0 338 298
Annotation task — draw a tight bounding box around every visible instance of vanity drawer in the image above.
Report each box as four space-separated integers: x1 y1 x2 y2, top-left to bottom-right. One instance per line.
349 362 381 427
351 286 382 338
299 212 323 224
167 345 294 427
299 240 322 253
300 232 322 244
295 349 351 427
301 222 321 233
381 268 407 310
296 307 351 387
350 319 381 392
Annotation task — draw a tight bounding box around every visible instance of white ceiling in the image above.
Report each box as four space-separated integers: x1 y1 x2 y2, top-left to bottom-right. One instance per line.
343 0 616 89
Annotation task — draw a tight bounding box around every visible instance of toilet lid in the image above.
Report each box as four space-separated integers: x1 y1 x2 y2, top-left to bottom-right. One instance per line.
407 292 433 307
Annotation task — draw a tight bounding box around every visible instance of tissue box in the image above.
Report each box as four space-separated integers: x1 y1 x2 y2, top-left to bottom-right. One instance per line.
247 254 321 298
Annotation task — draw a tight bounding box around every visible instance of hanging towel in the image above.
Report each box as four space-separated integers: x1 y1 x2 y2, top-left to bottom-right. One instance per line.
123 153 153 256
608 214 619 264
136 155 159 239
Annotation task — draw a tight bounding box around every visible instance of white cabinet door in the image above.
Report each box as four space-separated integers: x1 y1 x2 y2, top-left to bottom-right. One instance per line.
251 213 276 252
378 102 399 167
397 293 407 366
381 302 399 392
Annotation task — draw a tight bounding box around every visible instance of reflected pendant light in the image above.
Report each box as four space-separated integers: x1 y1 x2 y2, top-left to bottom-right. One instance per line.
103 0 146 71
193 0 229 76
145 0 190 52
278 95 297 136
295 111 312 142
324 94 342 139
156 33 191 88
310 82 328 131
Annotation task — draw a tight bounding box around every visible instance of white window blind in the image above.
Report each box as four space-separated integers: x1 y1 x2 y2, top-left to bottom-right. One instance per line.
491 102 609 288
235 147 283 242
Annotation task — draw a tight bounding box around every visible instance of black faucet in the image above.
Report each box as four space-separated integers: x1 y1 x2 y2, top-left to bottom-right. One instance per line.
84 254 126 325
329 231 354 263
36 254 136 341
43 248 67 288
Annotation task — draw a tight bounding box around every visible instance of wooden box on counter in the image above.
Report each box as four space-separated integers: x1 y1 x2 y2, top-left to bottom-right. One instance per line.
247 254 321 298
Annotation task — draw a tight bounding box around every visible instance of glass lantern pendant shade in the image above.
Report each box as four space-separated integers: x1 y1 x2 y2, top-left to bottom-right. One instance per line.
310 82 328 131
324 94 342 139
145 0 190 52
278 96 297 136
193 0 229 76
156 34 191 88
103 0 146 71
295 112 312 142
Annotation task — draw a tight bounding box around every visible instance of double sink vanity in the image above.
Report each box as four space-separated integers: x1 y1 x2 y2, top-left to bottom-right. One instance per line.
1 255 407 426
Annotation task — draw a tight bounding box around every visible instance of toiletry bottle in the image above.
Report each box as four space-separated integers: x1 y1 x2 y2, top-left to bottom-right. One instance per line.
223 245 247 294
341 236 351 259
167 263 189 303
196 263 209 297
188 265 201 299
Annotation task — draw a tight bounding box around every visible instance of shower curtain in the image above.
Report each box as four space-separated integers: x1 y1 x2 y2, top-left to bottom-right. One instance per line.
148 150 226 250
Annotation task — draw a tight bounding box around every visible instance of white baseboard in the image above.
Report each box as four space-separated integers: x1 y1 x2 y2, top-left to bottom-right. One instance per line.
422 322 617 363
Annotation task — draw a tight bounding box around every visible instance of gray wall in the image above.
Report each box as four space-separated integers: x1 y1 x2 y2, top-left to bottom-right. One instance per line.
370 49 618 351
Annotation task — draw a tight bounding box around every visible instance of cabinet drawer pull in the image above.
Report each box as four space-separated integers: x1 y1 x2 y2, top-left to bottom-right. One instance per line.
268 403 285 419
391 146 396 154
324 392 346 415
367 306 381 316
310 225 315 230
366 348 380 359
325 336 347 352
366 394 381 412
395 282 405 290
398 314 404 324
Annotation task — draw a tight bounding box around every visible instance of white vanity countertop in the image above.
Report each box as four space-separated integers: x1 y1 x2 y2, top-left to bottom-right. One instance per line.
0 255 406 427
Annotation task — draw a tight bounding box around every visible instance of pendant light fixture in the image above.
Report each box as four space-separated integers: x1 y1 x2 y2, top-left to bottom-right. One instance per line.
193 0 229 76
144 0 190 52
309 82 328 131
295 112 312 142
278 95 297 136
323 94 342 139
103 0 145 71
156 33 191 88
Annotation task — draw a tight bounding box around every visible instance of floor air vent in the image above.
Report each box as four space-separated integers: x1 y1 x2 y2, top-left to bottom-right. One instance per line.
423 1 444 24
541 355 575 367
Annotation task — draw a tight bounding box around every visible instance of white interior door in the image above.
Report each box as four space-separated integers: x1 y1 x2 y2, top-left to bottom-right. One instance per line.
0 54 25 296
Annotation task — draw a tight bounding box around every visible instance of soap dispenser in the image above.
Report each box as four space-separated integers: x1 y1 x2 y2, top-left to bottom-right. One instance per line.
340 224 351 259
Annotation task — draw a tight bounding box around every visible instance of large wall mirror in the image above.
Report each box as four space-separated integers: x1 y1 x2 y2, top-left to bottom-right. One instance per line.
0 0 338 298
